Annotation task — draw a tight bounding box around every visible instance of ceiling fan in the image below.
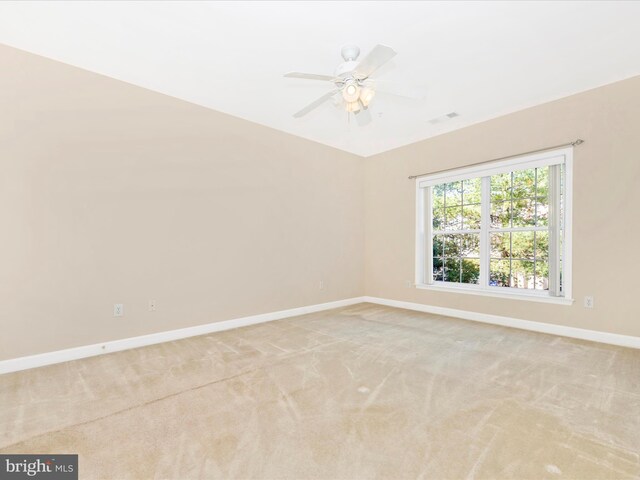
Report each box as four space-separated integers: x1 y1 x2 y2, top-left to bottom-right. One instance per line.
284 44 424 126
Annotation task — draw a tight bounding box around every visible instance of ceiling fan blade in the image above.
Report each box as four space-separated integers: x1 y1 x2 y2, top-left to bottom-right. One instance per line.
293 89 340 118
354 44 397 79
373 80 427 100
284 72 335 82
354 107 372 127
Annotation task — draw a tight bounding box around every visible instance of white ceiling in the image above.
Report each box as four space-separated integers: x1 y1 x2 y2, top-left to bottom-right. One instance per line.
1 1 640 157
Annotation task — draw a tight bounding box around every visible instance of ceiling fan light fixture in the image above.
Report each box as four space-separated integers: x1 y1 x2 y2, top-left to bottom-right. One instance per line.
285 44 398 122
342 79 360 103
359 87 375 107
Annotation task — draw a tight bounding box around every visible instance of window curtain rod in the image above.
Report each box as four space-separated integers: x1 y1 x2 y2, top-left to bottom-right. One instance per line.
407 139 584 180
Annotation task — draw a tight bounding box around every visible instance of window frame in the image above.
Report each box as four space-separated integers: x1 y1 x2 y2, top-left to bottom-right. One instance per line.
415 147 573 305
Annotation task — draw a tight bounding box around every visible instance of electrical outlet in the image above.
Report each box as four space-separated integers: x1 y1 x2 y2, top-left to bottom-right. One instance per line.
584 296 594 309
319 280 324 290
148 300 156 312
405 280 413 288
113 304 124 317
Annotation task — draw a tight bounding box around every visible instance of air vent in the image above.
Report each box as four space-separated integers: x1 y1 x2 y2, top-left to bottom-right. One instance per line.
428 112 459 124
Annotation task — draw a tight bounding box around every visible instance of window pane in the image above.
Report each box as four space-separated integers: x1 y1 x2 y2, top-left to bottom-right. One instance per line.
432 235 444 257
491 232 510 258
512 169 536 199
491 173 511 203
433 257 444 281
443 234 459 257
461 259 480 285
444 258 461 283
535 197 549 226
535 231 549 260
511 231 535 259
490 201 511 228
511 260 535 289
460 233 480 257
534 261 549 290
536 166 549 198
512 198 535 227
432 184 445 209
433 207 445 230
462 204 481 230
463 178 481 205
444 206 462 230
490 259 510 287
445 181 462 206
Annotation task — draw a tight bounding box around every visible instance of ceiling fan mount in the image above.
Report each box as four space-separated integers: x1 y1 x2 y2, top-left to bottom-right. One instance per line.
340 44 361 62
335 45 362 77
284 44 425 125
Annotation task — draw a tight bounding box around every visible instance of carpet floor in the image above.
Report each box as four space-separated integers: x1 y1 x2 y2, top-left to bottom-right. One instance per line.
1 303 639 479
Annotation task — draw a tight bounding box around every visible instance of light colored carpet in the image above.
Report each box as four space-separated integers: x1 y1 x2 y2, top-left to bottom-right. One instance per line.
1 303 639 479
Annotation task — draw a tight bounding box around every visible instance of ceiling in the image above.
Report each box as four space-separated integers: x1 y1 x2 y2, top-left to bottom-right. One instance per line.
1 1 640 157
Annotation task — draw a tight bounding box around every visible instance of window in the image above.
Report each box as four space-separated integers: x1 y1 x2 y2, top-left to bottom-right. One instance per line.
415 147 572 304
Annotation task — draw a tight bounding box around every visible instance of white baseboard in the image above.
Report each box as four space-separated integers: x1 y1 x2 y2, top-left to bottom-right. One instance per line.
0 297 366 375
4 295 638 375
363 296 640 349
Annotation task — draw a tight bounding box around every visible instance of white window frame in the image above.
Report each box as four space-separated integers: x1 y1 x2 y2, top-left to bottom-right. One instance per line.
415 147 573 305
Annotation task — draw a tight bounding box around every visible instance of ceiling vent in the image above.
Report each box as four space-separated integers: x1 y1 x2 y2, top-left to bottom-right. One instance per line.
428 112 459 124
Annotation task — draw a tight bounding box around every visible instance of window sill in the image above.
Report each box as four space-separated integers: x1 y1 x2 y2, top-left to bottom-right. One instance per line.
414 283 574 305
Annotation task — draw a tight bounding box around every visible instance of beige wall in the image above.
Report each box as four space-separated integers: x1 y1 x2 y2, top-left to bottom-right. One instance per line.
2 43 639 362
0 45 364 360
364 75 640 337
